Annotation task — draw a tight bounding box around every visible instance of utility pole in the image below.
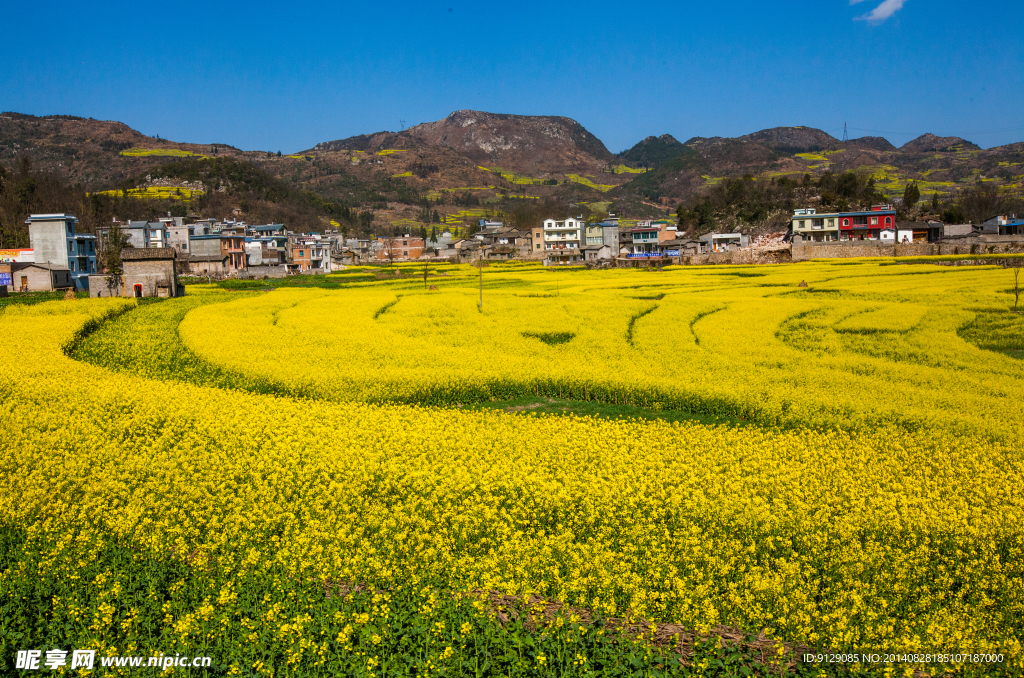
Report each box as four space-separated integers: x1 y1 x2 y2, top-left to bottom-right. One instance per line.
424 260 428 290
478 252 483 311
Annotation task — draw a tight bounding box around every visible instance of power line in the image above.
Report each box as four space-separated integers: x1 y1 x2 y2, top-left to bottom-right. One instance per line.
848 124 1024 136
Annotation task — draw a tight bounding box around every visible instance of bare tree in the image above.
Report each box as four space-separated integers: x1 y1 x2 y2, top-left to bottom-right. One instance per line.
99 223 131 296
959 184 1004 225
1006 259 1022 312
382 235 396 266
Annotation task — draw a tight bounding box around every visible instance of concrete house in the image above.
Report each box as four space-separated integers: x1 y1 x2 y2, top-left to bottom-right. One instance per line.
542 216 585 265
26 213 97 290
600 223 620 250
584 223 605 246
583 244 613 262
624 226 662 255
530 227 544 256
165 219 194 253
220 223 248 273
122 221 151 249
3 262 72 292
659 238 704 256
699 232 748 252
249 224 287 237
896 221 943 243
791 205 896 242
982 215 1023 236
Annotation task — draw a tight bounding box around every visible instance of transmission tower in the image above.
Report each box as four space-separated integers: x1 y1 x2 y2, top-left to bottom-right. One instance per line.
842 123 848 142
400 119 406 131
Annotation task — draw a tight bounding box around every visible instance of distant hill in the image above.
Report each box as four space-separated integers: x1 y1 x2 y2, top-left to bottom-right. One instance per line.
846 136 897 152
405 110 614 174
900 133 981 153
737 126 839 153
683 137 782 167
0 112 242 189
616 134 686 168
310 131 414 154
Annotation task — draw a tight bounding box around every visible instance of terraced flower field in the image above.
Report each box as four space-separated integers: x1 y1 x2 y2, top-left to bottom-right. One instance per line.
93 185 205 201
119 147 206 158
1 260 1022 676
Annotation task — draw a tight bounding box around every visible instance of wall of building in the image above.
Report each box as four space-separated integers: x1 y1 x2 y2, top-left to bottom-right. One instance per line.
239 265 288 279
28 222 69 269
679 248 792 266
189 259 229 276
167 227 191 252
124 227 149 249
87 275 119 297
189 237 222 257
791 240 1024 261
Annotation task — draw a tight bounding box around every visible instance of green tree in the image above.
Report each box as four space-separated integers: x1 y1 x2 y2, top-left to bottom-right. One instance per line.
931 192 940 212
903 182 921 208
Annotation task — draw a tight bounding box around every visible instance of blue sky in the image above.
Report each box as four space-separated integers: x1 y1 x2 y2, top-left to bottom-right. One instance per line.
1 1 1021 153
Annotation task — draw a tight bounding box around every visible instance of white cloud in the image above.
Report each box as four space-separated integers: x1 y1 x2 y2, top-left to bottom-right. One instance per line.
850 0 907 23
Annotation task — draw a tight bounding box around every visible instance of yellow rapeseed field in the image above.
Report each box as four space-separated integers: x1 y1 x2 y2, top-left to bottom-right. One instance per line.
1 260 1022 675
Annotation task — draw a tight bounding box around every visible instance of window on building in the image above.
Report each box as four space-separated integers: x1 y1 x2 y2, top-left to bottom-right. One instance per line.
799 220 806 228
68 242 75 253
70 261 76 271
870 217 878 225
885 217 892 225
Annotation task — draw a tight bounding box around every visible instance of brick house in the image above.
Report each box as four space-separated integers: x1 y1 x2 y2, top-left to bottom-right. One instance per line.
88 248 182 298
220 224 247 273
375 236 425 261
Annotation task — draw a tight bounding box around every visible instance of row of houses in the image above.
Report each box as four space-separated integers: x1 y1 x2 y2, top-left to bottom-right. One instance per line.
0 214 183 297
791 204 1024 243
0 214 98 292
5 207 1021 295
417 216 748 266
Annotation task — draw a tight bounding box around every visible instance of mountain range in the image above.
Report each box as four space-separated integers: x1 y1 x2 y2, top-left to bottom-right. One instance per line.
1 109 1022 226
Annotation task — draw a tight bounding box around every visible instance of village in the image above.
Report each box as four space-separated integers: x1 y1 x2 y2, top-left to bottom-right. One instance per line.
1 206 1022 297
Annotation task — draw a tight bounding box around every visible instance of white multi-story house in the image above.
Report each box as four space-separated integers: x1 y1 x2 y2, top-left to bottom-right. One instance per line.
542 216 585 265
